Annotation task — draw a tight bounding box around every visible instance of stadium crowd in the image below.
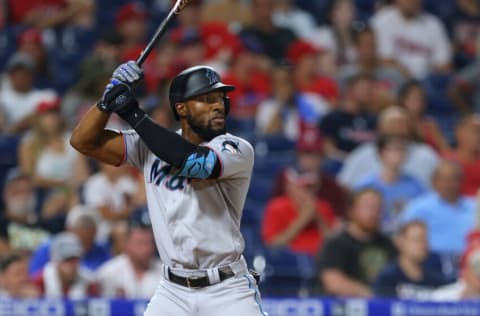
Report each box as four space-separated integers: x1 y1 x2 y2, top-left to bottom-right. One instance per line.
1 0 480 302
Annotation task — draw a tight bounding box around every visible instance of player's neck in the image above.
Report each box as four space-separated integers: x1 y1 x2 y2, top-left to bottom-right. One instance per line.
180 123 205 145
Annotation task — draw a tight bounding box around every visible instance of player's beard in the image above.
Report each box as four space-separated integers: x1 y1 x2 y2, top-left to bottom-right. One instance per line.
186 114 226 142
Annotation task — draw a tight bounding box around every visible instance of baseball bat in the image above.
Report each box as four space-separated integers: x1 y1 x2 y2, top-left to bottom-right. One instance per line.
136 0 191 66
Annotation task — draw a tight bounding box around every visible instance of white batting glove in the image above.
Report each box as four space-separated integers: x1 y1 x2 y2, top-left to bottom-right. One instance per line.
112 61 143 84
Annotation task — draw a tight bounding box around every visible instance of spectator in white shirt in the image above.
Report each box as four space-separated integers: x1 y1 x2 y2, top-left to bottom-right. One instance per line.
273 0 318 41
338 106 438 188
83 163 144 243
96 212 162 299
0 53 56 134
371 0 452 79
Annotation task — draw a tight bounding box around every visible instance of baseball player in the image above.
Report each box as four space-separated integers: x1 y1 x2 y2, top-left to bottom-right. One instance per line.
70 61 266 316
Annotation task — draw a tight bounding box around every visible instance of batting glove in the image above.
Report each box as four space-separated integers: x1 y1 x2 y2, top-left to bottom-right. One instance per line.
112 61 143 85
97 81 139 115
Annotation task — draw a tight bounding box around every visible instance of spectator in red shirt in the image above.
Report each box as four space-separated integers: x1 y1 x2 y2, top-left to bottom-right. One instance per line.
31 232 98 298
287 40 339 106
262 167 337 256
115 2 148 62
271 126 348 217
443 114 480 196
8 0 93 29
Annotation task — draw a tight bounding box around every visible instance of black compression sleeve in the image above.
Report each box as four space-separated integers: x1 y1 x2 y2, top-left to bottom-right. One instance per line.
120 108 221 178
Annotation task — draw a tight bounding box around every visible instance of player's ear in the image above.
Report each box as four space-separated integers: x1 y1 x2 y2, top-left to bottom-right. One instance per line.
175 102 187 118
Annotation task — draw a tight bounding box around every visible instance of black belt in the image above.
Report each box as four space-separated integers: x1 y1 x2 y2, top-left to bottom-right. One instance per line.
168 266 235 289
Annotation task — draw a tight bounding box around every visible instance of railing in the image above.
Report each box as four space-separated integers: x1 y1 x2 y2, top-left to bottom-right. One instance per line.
2 297 480 316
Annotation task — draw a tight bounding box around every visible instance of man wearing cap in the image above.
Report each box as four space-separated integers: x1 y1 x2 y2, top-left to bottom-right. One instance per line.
0 52 56 134
261 165 337 257
96 212 162 299
71 59 265 314
271 127 348 217
31 232 98 298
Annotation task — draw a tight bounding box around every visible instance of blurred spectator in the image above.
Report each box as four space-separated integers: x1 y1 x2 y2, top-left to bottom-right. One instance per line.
97 212 161 299
448 0 480 68
8 0 94 29
221 44 270 121
142 95 175 129
431 244 480 300
371 0 452 79
170 29 206 71
271 127 348 217
61 55 117 129
239 0 296 63
83 163 143 244
255 66 329 140
313 0 357 66
201 0 252 28
354 135 427 234
288 40 339 106
31 232 97 298
29 205 111 276
0 53 57 134
272 0 317 41
18 97 90 191
0 252 39 298
338 106 439 188
0 169 50 251
115 2 148 61
449 60 480 113
319 73 377 161
398 80 450 152
317 188 396 297
401 160 476 256
373 221 446 298
338 25 406 111
261 168 337 256
16 28 54 89
171 1 242 67
90 28 124 63
443 114 480 196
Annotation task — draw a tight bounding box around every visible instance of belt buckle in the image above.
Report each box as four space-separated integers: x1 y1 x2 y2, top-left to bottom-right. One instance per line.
186 276 203 289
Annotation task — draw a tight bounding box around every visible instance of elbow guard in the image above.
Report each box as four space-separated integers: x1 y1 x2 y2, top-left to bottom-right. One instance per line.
177 147 220 179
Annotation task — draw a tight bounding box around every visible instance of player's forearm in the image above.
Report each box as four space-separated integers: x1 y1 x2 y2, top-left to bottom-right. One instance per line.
122 108 221 178
70 106 123 165
268 217 311 247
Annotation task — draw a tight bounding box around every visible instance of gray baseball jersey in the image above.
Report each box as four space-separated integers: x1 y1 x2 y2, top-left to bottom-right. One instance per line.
122 130 254 269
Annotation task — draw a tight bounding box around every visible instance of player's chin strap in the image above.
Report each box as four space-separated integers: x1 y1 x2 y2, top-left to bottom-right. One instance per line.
120 108 221 179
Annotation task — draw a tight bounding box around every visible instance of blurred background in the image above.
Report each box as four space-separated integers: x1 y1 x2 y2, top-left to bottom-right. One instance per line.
1 0 480 314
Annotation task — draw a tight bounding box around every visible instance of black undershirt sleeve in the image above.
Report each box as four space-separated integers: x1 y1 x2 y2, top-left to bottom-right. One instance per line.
119 107 221 178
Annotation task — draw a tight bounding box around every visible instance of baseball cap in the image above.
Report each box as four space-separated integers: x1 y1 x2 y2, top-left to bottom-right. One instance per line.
36 97 61 114
128 207 151 230
287 40 321 65
285 168 318 186
17 28 43 46
115 2 147 26
296 127 324 153
6 52 35 72
50 232 84 262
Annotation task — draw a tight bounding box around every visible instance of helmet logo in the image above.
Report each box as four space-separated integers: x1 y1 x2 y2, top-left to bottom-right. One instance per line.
205 69 220 85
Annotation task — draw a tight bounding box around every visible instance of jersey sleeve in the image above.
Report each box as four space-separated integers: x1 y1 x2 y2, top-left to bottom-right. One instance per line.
121 129 149 170
205 134 254 179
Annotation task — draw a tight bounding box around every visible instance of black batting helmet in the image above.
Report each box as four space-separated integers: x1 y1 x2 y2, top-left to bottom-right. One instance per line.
169 66 235 120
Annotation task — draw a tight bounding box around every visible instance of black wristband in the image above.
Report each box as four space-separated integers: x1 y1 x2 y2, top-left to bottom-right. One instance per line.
119 107 148 129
